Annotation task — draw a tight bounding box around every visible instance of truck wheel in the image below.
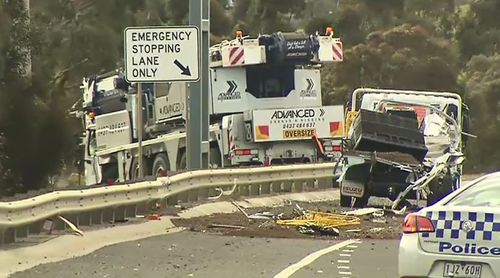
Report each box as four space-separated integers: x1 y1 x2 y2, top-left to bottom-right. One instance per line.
101 163 118 184
152 153 170 177
130 157 149 180
178 151 187 170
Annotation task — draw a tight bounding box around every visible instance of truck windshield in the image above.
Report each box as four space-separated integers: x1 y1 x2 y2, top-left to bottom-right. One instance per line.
246 65 294 98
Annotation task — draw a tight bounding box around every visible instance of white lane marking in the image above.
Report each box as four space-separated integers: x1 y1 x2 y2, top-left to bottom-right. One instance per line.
273 239 358 278
337 265 350 269
346 245 358 249
337 260 350 264
343 249 355 253
339 271 352 275
339 253 351 257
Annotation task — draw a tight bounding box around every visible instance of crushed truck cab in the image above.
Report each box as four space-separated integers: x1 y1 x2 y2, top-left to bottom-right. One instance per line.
338 88 472 209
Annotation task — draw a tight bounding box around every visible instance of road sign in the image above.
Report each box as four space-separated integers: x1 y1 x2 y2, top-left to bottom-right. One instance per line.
124 26 200 82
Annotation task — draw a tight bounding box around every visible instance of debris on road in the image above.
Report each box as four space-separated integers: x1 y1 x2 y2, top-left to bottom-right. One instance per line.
58 216 84 237
172 200 406 240
208 224 245 229
369 227 385 233
147 213 161 220
276 211 359 236
248 212 275 220
231 201 250 218
344 207 382 216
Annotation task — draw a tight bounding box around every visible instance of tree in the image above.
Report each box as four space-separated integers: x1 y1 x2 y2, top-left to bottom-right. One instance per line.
322 23 459 106
455 0 500 61
460 54 500 172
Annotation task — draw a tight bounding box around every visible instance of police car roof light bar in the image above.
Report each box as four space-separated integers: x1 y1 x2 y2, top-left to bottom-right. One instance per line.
403 213 435 234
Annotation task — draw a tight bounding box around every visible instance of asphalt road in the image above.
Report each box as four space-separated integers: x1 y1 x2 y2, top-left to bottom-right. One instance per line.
11 231 400 278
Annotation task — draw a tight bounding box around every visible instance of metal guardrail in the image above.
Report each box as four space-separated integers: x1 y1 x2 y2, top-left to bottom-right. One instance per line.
0 163 337 245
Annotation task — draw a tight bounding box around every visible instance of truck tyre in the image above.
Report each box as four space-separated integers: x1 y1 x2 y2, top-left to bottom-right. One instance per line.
130 157 149 180
101 163 118 185
427 173 454 206
152 153 170 177
178 151 187 170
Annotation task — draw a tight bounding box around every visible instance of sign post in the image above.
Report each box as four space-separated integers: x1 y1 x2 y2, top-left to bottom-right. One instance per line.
136 83 143 178
124 26 200 178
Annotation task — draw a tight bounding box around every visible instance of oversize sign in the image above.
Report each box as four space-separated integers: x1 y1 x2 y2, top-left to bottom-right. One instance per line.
124 26 200 82
252 105 345 142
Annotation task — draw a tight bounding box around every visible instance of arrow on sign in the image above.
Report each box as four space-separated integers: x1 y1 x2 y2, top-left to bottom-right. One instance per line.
320 108 325 117
306 78 315 92
226 80 237 94
174 59 191 76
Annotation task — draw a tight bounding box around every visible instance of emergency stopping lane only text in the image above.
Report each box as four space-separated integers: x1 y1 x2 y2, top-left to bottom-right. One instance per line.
124 26 199 82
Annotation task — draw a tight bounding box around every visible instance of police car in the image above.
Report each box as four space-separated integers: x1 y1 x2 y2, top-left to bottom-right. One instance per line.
399 172 500 278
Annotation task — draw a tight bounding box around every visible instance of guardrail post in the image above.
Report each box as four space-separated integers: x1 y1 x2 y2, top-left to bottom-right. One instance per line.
302 180 309 190
260 183 270 195
271 182 280 193
29 221 42 235
292 180 302 192
166 196 178 206
125 205 137 218
78 213 91 226
317 177 330 189
249 184 260 196
177 192 188 203
198 188 209 200
0 228 15 245
207 188 217 199
188 190 198 202
239 184 249 196
114 207 126 222
15 226 29 239
102 208 114 224
136 201 152 215
91 210 103 225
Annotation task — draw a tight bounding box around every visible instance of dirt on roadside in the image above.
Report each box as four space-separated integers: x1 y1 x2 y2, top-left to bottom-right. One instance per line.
171 201 406 241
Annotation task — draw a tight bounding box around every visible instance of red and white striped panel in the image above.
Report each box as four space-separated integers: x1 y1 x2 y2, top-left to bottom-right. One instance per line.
332 41 343 62
229 46 245 66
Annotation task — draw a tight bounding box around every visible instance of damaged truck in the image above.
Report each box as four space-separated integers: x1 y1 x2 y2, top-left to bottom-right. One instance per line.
337 88 473 209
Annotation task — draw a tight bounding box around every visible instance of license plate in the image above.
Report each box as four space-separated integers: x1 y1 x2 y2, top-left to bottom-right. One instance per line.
443 262 482 278
340 181 364 198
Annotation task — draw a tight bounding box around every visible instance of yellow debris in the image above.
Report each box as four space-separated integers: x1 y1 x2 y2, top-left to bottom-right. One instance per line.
276 211 360 229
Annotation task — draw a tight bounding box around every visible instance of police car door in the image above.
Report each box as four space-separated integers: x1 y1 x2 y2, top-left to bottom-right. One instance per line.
418 178 500 273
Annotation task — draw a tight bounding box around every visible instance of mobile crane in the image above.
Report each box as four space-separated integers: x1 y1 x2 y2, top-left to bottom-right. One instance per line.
78 28 346 185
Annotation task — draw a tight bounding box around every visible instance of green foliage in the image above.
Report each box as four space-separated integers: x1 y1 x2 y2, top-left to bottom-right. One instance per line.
460 54 500 172
455 0 500 61
322 23 459 106
0 0 499 195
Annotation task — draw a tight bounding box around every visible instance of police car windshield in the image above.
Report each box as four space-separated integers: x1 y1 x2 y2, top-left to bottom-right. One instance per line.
446 175 500 207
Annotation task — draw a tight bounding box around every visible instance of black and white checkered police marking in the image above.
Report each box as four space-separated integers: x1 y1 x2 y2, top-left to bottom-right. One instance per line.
422 211 500 241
